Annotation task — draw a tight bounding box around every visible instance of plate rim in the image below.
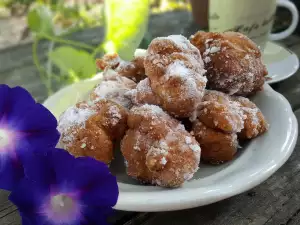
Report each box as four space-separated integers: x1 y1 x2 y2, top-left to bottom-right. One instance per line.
115 85 298 212
43 83 298 212
265 41 299 84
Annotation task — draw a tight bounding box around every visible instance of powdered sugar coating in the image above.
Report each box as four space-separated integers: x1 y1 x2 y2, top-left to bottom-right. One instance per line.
107 104 122 126
125 78 160 106
161 61 207 105
58 105 96 144
96 52 146 82
144 34 207 118
231 96 268 139
57 101 117 164
57 98 128 165
161 157 167 165
121 104 201 187
185 136 192 144
131 104 165 117
153 35 200 54
90 69 136 109
190 31 268 96
198 99 245 133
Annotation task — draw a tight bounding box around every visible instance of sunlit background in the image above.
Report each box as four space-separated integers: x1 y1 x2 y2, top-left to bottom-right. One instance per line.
0 0 298 100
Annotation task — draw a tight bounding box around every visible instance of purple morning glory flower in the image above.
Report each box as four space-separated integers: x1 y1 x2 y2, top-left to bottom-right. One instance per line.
9 148 119 225
0 84 59 190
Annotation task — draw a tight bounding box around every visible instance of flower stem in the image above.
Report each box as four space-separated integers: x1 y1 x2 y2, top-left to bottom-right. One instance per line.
32 37 53 95
39 33 95 50
91 43 104 58
46 41 55 92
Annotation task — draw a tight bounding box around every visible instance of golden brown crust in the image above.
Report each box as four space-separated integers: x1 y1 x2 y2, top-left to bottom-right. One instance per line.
198 90 245 133
192 121 238 164
96 53 146 82
93 99 128 141
190 31 268 96
90 70 136 109
121 104 201 187
66 116 114 164
231 96 269 139
192 90 268 164
198 101 244 133
58 99 128 164
144 35 207 118
126 78 161 106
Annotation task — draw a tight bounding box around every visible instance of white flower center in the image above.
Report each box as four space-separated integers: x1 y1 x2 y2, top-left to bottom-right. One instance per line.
41 192 81 224
51 194 75 214
0 129 10 149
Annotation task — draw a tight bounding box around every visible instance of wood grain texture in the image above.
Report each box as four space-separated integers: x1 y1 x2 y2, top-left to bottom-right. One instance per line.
0 10 299 225
0 191 20 225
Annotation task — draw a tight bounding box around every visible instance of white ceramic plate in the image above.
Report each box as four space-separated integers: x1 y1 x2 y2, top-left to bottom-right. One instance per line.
44 78 298 212
263 41 299 84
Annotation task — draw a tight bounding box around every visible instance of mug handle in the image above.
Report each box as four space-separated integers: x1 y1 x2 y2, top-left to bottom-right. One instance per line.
269 0 299 41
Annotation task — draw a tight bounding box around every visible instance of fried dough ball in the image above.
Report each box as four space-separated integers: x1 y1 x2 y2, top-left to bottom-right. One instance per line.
231 96 269 139
192 121 238 164
93 99 128 141
198 90 245 133
126 78 161 106
96 52 146 82
190 31 268 96
198 101 244 133
121 104 201 187
58 99 128 164
202 89 231 103
144 35 207 118
90 69 136 109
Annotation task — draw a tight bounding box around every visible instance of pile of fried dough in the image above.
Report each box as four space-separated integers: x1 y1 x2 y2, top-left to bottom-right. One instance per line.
57 31 268 188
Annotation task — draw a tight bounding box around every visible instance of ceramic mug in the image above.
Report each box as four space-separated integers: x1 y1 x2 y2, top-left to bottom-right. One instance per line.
191 0 299 49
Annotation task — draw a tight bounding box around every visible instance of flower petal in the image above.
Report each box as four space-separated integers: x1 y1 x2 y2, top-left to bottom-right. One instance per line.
72 157 118 207
11 103 58 132
20 212 81 225
50 148 77 179
16 129 60 154
19 149 56 186
9 178 49 213
80 174 118 208
0 86 59 149
45 150 119 207
45 148 79 193
36 214 81 225
0 155 23 190
6 86 36 122
20 212 40 225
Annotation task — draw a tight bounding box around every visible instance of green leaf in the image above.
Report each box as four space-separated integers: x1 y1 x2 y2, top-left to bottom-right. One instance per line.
103 0 150 60
48 46 96 82
27 4 54 35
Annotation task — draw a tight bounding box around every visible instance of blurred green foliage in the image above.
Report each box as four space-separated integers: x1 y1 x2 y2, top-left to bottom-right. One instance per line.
49 46 97 82
1 0 189 94
28 4 54 35
104 0 149 60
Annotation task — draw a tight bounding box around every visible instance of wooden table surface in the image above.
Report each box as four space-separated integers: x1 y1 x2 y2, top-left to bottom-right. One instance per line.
0 11 300 225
